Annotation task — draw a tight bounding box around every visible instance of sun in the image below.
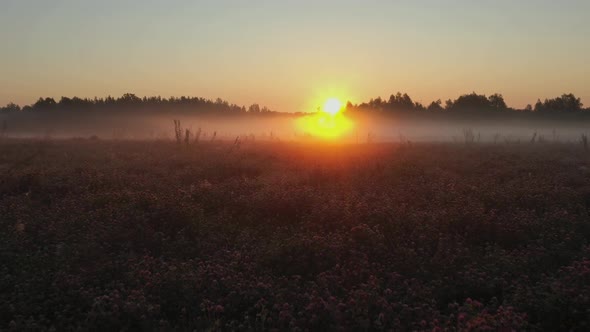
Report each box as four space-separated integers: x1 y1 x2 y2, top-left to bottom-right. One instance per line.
295 97 353 139
322 98 343 115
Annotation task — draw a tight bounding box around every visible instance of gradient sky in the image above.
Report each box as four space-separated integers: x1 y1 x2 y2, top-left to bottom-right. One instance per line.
1 0 589 112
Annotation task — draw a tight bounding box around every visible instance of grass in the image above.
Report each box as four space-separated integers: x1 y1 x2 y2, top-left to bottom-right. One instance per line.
1 139 590 330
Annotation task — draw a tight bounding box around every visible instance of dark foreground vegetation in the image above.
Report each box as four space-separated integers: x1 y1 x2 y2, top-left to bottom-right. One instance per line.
2 139 590 331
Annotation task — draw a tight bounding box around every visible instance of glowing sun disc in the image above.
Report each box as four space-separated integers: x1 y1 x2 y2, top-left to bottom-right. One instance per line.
322 98 343 115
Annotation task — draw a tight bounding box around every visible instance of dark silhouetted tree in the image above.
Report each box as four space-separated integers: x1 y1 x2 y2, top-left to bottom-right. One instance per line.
369 97 385 109
534 99 544 112
33 97 57 111
427 99 444 112
535 94 583 112
443 93 508 112
488 93 507 110
1 102 20 113
387 92 415 111
248 104 261 113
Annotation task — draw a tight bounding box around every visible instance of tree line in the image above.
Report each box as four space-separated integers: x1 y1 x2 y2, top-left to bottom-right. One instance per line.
350 92 586 113
0 93 274 115
0 92 587 116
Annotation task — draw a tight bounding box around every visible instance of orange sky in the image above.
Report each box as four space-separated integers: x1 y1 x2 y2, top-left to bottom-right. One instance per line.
1 1 589 112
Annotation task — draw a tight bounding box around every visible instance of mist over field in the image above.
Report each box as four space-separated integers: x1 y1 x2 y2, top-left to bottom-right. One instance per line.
2 108 589 143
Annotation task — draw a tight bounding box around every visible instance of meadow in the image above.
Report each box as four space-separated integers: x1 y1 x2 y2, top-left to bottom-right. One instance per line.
1 139 590 331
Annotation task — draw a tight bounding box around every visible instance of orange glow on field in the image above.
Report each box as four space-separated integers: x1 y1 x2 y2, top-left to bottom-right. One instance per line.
296 98 354 139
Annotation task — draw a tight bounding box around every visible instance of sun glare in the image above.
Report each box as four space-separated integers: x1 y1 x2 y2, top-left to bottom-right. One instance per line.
296 97 354 139
322 98 343 115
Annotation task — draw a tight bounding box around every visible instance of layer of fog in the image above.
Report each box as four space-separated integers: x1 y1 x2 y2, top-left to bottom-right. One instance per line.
1 110 589 143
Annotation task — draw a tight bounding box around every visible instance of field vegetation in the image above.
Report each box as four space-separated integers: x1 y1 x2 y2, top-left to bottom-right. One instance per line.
2 139 590 330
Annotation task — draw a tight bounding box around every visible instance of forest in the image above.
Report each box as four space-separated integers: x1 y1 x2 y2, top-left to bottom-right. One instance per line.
1 92 587 119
